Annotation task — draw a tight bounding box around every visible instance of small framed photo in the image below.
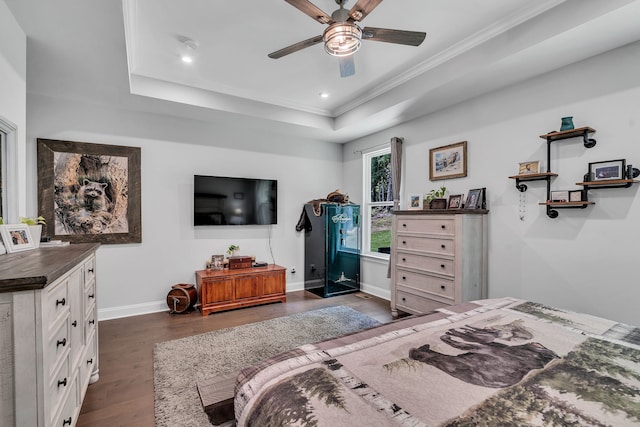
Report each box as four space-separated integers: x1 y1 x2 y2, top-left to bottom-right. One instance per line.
448 194 463 209
408 194 423 210
518 161 540 175
589 159 625 181
551 190 569 203
0 224 36 253
569 190 583 202
465 189 482 209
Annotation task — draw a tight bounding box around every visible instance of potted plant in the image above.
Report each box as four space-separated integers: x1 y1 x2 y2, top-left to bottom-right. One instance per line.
20 215 46 247
424 186 447 209
226 244 240 257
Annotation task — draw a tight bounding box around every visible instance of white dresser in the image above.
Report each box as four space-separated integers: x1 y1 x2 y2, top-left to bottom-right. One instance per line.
390 211 487 317
0 243 99 427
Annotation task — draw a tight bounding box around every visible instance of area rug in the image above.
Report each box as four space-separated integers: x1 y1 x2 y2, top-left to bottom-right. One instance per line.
153 306 381 427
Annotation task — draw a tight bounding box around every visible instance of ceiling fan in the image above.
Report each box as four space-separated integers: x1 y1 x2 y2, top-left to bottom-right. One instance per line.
268 0 426 77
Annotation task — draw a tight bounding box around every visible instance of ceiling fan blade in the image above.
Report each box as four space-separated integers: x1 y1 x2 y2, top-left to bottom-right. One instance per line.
362 27 426 46
339 56 355 78
348 0 383 22
284 0 334 24
268 35 324 59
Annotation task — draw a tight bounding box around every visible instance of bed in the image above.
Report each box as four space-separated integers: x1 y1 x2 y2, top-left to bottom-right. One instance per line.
206 297 640 426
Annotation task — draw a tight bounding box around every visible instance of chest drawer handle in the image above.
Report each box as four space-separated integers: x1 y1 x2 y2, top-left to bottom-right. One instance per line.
89 319 95 325
63 417 72 426
440 264 445 269
401 297 406 301
402 223 407 228
441 244 446 249
57 377 67 388
57 338 67 348
56 298 66 307
402 276 406 280
441 225 446 229
88 293 95 299
440 285 446 290
72 320 77 327
402 258 406 262
402 240 406 245
87 358 93 365
88 268 94 273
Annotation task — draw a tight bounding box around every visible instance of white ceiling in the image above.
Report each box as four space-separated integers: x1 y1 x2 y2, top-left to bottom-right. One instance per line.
6 0 640 143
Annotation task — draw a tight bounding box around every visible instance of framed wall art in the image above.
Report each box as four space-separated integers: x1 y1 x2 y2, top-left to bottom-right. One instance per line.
569 190 583 202
0 224 36 253
429 141 467 181
551 190 569 203
589 159 625 181
37 138 142 244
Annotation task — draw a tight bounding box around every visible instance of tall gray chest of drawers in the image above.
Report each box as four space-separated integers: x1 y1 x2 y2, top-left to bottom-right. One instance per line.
391 210 488 317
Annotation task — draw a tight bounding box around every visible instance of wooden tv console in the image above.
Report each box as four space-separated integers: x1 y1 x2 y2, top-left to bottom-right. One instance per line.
195 264 286 316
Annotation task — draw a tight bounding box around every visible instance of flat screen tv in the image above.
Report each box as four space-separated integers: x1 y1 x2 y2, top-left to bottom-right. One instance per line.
194 175 277 226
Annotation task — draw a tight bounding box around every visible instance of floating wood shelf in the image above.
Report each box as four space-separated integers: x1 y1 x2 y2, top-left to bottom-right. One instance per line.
538 201 595 207
508 172 558 180
576 179 638 188
540 127 597 147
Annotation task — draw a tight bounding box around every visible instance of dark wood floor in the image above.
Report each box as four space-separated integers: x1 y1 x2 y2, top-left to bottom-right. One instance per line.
77 290 393 427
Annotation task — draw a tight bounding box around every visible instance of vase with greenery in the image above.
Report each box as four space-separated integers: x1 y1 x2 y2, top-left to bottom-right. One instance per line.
20 216 46 247
226 244 240 257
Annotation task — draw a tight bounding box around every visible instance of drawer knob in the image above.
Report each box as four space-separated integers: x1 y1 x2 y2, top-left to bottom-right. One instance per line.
56 298 66 307
88 293 95 299
72 320 77 327
88 268 94 273
441 285 446 290
402 223 407 227
441 225 446 229
57 338 67 348
441 244 446 249
63 417 72 426
402 276 406 280
402 240 406 245
401 297 406 301
89 319 95 325
57 377 67 388
87 358 93 365
402 258 406 262
440 264 445 269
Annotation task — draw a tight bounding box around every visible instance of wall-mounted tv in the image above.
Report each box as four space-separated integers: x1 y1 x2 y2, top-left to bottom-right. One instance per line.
194 175 277 226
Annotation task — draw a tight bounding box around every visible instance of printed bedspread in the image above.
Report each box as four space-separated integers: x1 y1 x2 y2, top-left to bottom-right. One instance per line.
234 297 640 426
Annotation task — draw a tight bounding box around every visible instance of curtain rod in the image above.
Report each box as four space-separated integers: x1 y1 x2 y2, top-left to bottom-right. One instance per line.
353 142 390 155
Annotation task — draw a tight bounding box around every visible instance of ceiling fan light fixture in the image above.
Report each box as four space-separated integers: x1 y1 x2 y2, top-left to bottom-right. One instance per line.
323 22 362 57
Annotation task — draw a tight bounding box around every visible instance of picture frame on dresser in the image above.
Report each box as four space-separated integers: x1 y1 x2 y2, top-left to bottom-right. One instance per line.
448 194 463 209
408 194 423 210
464 189 482 209
0 224 36 253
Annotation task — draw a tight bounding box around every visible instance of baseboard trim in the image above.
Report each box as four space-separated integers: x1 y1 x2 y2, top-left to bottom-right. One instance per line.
98 282 389 320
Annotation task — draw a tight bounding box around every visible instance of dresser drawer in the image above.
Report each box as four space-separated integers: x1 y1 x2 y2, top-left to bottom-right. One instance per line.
396 290 448 314
48 357 71 425
395 269 454 298
395 252 454 277
84 312 97 342
80 333 97 392
396 218 455 235
395 235 454 256
45 280 69 329
83 256 96 286
53 374 78 427
85 280 96 317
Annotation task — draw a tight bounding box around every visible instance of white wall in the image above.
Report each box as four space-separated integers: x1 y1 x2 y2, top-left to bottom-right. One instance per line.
25 94 343 319
0 0 26 222
344 41 640 326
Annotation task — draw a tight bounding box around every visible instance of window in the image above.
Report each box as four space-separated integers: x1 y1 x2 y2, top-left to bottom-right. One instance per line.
363 147 393 257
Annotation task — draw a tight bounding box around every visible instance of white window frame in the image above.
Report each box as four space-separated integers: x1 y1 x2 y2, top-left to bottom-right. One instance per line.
362 146 392 259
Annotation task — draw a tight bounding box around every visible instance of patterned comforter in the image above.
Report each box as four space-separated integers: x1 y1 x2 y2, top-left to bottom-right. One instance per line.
234 298 640 426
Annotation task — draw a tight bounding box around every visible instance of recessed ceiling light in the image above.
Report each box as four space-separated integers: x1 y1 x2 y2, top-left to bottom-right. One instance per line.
181 55 193 63
319 92 330 98
180 38 198 64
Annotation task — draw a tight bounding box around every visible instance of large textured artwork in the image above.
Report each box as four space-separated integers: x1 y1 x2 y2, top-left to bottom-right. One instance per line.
37 139 141 244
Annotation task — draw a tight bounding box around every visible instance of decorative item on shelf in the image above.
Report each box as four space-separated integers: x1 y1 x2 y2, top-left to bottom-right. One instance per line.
627 164 640 179
569 190 583 202
560 116 574 131
166 284 198 314
226 244 240 257
407 194 423 210
589 159 625 181
518 161 540 175
424 185 447 209
550 191 569 203
20 215 46 248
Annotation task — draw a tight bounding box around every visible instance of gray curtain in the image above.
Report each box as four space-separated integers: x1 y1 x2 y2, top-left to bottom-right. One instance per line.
388 137 403 278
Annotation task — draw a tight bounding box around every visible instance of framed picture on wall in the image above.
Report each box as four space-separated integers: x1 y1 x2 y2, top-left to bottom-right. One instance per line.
429 141 467 181
37 138 142 244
